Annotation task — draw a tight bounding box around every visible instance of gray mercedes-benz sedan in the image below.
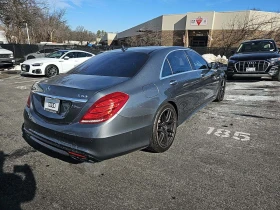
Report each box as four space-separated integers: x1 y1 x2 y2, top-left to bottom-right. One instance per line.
22 46 226 162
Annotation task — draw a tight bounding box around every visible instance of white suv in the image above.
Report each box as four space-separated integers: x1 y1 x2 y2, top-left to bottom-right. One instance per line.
0 46 15 68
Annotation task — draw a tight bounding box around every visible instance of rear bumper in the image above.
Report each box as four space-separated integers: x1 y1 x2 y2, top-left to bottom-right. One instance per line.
22 109 151 162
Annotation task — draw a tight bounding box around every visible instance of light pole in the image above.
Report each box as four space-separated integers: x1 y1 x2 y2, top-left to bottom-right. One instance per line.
25 22 30 44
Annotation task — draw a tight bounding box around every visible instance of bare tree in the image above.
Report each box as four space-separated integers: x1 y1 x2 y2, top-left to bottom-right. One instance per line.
125 27 162 47
71 26 96 45
126 36 139 46
211 12 280 53
43 9 67 42
96 30 107 39
0 0 85 44
0 0 45 43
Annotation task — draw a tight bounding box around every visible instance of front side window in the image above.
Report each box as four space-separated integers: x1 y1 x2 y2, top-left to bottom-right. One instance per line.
77 52 92 58
68 51 149 77
187 50 208 70
166 50 192 74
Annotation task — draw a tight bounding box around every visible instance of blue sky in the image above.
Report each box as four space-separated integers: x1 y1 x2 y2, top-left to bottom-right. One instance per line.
47 0 280 33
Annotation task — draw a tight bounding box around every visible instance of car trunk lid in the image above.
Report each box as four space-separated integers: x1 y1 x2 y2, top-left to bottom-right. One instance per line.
31 74 129 124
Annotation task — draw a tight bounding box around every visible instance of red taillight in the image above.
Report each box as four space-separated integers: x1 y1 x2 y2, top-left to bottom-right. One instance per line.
68 151 87 159
80 92 129 124
27 94 31 108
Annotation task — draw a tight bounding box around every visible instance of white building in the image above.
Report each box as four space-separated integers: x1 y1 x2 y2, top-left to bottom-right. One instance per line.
0 26 8 44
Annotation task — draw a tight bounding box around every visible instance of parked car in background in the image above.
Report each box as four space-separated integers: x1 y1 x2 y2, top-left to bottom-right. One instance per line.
22 46 226 162
227 39 280 81
0 45 15 68
21 50 94 77
24 48 61 60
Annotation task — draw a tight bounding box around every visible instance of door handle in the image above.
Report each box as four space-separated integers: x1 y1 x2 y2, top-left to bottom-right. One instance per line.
170 80 178 86
201 72 206 77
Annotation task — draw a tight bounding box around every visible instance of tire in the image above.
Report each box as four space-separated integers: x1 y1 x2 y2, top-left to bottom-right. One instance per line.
226 74 233 80
272 71 280 81
214 78 226 102
147 103 178 153
45 65 58 77
27 56 35 60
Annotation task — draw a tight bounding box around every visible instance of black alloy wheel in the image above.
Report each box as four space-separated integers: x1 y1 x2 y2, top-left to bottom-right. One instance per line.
272 71 280 81
226 74 233 80
45 65 58 77
214 79 226 102
148 104 177 153
215 79 226 102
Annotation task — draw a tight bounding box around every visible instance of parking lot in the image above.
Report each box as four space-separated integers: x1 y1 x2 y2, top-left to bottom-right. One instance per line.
0 74 280 210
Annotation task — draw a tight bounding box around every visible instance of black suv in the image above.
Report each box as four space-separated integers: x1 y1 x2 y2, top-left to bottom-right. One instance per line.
227 39 280 81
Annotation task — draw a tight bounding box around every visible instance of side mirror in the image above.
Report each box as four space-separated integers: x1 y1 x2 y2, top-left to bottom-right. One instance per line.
64 56 69 60
37 51 41 54
210 62 220 69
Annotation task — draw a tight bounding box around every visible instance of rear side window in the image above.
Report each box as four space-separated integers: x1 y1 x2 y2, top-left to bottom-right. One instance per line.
69 52 149 77
162 59 172 77
77 52 92 58
65 52 77 58
167 50 192 74
187 50 208 70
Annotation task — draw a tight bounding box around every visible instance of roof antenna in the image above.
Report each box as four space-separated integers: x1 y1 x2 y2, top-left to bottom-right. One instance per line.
121 44 127 52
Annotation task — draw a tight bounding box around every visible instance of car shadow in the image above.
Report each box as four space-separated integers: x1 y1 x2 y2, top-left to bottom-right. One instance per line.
227 77 272 83
0 151 36 210
20 74 46 79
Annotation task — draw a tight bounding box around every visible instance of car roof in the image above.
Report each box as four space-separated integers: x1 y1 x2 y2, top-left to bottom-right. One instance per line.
242 39 275 43
109 46 187 54
59 50 93 54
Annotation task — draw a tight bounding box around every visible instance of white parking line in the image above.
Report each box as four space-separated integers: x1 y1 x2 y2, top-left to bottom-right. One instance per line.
14 80 40 84
4 79 40 85
15 85 28 90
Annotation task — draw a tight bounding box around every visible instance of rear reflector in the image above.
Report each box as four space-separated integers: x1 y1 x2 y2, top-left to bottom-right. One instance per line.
80 92 129 124
68 151 87 159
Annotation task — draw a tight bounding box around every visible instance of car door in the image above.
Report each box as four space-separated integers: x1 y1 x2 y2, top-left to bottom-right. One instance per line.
60 52 77 73
75 52 93 66
186 50 220 103
160 50 202 124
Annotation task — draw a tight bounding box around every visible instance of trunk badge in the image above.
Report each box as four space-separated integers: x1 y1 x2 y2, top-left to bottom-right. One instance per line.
78 94 88 98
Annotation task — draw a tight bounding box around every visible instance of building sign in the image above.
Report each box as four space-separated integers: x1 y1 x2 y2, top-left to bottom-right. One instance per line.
190 17 207 26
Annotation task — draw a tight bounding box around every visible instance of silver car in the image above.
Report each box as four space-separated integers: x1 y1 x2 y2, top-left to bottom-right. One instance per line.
24 48 61 60
22 46 226 162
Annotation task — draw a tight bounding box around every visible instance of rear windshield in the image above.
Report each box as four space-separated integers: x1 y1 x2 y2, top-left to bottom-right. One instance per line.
68 51 149 77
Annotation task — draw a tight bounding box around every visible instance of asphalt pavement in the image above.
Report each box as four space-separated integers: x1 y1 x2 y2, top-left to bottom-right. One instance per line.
0 75 279 210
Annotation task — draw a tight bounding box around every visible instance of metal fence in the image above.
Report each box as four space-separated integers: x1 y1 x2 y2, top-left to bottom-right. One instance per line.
190 47 237 58
0 44 104 64
0 44 236 65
